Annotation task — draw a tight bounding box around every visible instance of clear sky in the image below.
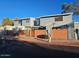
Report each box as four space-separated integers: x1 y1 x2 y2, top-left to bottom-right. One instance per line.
0 0 78 24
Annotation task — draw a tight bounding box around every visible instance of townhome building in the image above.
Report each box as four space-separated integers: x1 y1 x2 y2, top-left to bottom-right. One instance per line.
13 13 75 40
34 13 75 40
14 18 35 36
14 18 35 29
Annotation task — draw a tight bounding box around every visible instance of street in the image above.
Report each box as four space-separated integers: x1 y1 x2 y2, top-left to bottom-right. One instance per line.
0 39 79 58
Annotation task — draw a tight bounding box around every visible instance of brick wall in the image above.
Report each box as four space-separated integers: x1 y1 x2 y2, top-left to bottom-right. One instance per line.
51 28 68 40
30 30 35 37
34 30 47 37
30 29 68 40
18 29 68 40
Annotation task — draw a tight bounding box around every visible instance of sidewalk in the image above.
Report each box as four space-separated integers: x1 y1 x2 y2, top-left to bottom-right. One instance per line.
18 37 79 47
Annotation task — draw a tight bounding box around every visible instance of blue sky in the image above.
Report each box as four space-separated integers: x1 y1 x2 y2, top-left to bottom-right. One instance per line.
0 0 78 24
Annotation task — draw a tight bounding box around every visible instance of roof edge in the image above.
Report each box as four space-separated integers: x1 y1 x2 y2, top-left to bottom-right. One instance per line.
39 13 73 18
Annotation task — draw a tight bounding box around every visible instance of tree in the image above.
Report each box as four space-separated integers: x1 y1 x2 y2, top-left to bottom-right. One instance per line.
2 17 14 26
62 0 79 15
9 20 14 25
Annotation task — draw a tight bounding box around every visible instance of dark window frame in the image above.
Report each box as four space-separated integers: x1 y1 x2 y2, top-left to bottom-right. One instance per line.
19 20 22 25
26 20 30 23
55 16 63 21
34 19 40 26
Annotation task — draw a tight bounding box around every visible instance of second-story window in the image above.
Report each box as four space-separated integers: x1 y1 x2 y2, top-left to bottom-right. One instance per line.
34 19 40 26
19 20 22 25
55 16 63 21
26 20 30 23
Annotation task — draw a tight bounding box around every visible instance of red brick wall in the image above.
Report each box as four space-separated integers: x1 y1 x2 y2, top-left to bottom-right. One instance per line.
34 30 47 37
30 30 35 37
18 30 26 38
51 28 68 40
18 28 68 40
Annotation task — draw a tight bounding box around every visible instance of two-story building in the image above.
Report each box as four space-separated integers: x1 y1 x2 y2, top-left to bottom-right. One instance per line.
34 13 75 40
14 17 36 36
14 18 35 29
14 13 75 40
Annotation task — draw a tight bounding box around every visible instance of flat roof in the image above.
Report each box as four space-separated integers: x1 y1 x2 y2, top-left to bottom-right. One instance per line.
74 22 79 24
14 13 73 20
14 17 35 21
39 13 73 18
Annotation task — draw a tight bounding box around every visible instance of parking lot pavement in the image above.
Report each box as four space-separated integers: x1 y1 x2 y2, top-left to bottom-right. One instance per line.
18 37 79 53
0 35 79 57
0 40 79 58
18 37 49 45
18 37 79 47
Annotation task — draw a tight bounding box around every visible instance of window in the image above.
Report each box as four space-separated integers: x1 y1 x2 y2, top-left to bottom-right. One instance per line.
34 19 40 26
26 20 30 23
55 16 63 21
19 20 22 25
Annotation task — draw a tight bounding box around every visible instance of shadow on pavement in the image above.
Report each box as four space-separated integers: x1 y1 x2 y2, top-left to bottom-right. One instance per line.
0 39 79 58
